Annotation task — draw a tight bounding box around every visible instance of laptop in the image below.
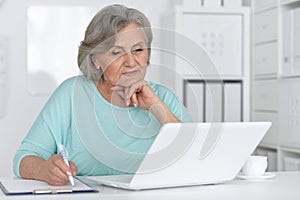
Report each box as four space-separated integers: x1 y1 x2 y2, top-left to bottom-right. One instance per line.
88 122 271 190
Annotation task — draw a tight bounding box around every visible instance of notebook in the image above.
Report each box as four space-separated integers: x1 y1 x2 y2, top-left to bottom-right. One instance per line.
0 178 97 195
88 122 271 190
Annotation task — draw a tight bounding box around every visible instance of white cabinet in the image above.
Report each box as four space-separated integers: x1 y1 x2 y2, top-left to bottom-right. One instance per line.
279 78 300 149
253 112 279 146
283 156 300 171
282 9 294 75
281 0 300 5
253 0 277 12
251 2 279 171
182 13 243 76
161 6 250 123
252 0 280 170
253 43 278 76
281 6 300 76
251 0 300 171
294 8 300 72
253 79 278 111
278 2 300 170
253 9 278 44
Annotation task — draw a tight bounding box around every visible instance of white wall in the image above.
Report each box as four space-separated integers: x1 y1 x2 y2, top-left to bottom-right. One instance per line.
0 0 172 177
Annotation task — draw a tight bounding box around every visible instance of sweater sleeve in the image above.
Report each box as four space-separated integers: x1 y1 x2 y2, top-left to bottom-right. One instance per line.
13 77 75 177
150 82 192 123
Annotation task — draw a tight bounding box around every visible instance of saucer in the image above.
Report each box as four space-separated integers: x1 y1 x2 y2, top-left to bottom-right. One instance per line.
237 172 276 180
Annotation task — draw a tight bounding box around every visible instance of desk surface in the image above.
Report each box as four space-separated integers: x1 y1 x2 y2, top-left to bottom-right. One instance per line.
1 171 300 200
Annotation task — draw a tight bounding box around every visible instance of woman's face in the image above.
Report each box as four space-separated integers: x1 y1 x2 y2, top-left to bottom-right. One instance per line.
92 23 149 88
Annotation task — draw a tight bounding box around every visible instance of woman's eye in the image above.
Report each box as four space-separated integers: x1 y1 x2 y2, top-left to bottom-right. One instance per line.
132 47 144 53
112 51 120 55
111 49 123 55
134 48 143 52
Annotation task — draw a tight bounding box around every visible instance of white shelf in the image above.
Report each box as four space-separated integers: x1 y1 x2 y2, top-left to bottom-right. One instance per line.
279 74 300 79
254 75 279 80
161 6 250 123
254 6 278 14
251 0 300 171
281 146 300 154
258 143 278 150
281 0 300 7
183 75 244 81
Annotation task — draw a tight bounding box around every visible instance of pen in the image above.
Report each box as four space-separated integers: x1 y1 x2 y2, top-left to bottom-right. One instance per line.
58 144 75 186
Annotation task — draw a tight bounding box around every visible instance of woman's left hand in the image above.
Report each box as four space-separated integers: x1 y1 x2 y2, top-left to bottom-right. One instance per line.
112 80 161 110
112 80 181 124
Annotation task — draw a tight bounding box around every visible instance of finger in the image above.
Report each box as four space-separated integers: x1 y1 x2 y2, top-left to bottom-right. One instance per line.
130 92 138 107
53 156 73 173
48 163 69 184
69 162 78 177
43 156 68 186
52 156 73 180
124 87 131 106
126 80 147 102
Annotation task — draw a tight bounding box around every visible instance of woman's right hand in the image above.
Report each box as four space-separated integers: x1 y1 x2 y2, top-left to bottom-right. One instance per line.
20 155 78 186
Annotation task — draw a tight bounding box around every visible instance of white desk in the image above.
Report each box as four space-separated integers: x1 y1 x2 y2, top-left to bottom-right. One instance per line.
1 171 300 200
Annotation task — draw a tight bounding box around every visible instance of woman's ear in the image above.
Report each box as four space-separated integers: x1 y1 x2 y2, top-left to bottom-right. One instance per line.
91 55 101 70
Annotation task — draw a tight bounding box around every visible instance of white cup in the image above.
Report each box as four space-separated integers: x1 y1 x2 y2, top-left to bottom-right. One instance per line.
242 156 268 176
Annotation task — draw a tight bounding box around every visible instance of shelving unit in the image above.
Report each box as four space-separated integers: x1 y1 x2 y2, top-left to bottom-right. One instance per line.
252 0 300 171
161 6 250 123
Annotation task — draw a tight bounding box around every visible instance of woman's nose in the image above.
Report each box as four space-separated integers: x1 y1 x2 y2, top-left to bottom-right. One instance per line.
124 51 136 67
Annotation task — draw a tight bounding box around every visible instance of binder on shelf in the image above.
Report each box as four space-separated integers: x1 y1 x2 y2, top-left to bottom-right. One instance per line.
282 9 294 75
0 178 97 195
185 82 204 122
205 82 222 122
294 8 300 73
224 82 241 122
284 156 300 171
267 151 278 171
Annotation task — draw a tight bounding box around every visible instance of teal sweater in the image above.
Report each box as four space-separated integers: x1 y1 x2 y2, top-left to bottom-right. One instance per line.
13 75 191 177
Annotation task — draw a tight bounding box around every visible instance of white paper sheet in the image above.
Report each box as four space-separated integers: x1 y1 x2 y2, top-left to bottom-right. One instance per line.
0 178 96 194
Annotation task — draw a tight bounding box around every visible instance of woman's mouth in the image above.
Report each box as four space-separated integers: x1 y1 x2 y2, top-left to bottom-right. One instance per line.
123 70 139 77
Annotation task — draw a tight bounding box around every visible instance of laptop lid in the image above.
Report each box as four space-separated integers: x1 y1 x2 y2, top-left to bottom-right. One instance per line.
126 122 271 190
88 122 271 190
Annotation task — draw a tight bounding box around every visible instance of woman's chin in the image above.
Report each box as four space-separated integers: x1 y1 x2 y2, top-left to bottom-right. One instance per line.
118 74 145 87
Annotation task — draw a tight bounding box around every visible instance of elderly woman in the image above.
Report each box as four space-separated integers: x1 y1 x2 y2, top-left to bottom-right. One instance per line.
13 4 191 186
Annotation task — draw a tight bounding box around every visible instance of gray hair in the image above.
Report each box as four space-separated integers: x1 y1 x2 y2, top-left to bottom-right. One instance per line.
77 4 153 81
